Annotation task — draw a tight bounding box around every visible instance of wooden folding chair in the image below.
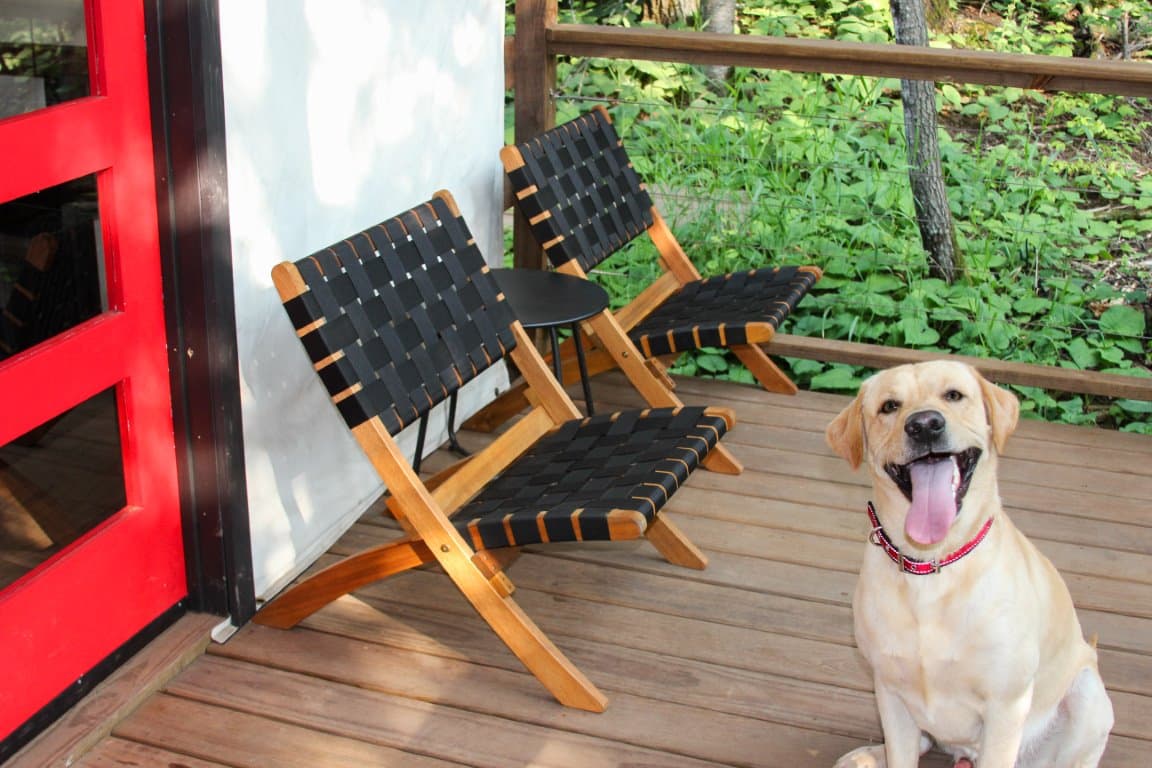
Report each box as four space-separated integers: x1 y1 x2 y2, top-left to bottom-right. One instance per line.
469 106 822 431
255 191 739 711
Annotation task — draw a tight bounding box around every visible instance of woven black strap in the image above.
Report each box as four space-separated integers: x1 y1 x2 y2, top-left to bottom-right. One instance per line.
630 267 822 357
279 196 518 435
454 407 727 550
508 108 653 273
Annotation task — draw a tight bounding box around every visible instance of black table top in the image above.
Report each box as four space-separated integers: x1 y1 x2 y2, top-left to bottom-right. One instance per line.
490 268 609 329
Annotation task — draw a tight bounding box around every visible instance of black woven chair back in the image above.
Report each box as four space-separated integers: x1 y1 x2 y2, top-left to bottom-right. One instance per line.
508 107 654 273
281 195 517 436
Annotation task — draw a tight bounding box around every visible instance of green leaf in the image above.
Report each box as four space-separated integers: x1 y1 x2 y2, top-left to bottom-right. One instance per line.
899 316 940 346
1099 346 1126 364
863 274 904 294
940 84 962 110
809 364 864 392
1113 399 1152 415
695 352 729 373
1098 305 1146 338
1065 337 1098 369
1013 296 1052 316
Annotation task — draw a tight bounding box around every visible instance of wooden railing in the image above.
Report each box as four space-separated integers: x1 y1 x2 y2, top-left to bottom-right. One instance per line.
507 0 1152 401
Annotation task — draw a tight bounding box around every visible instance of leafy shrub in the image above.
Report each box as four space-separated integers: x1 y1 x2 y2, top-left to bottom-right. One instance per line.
527 1 1151 431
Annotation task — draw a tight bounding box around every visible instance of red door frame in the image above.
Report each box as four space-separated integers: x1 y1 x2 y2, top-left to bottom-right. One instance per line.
0 0 187 740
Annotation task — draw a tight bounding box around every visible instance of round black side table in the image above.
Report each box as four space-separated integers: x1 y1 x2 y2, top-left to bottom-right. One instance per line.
491 268 610 415
413 268 609 473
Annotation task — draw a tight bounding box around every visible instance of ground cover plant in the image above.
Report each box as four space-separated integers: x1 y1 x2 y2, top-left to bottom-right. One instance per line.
517 0 1152 431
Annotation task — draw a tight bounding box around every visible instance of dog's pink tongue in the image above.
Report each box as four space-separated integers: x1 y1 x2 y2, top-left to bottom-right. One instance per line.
905 459 957 545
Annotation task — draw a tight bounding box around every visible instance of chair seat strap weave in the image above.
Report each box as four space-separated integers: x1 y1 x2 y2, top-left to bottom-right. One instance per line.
630 266 820 357
454 407 726 550
281 196 518 435
508 108 654 273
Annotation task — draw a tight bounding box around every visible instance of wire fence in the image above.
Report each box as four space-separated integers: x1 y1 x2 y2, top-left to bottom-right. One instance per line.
550 76 1151 388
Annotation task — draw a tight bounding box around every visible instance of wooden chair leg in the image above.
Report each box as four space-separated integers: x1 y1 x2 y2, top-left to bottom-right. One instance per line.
482 592 608 711
254 538 436 629
646 515 707 570
702 442 743 475
732 343 798 395
443 550 608 712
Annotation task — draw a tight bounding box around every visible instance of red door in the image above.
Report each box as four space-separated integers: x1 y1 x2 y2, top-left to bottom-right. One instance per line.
0 0 186 739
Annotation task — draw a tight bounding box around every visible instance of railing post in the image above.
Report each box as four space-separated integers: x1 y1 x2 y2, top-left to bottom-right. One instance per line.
512 0 557 270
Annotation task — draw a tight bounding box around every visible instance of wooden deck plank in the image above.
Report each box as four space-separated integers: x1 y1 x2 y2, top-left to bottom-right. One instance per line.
113 694 463 768
284 599 890 740
168 655 747 768
682 454 1150 529
663 374 1152 450
75 738 231 768
340 513 1152 634
282 553 1152 741
180 650 867 767
668 484 1152 558
343 570 876 690
10 612 218 768
41 374 1151 767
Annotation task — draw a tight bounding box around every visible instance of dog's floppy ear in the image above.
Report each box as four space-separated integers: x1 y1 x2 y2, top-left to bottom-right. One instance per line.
826 391 866 469
975 368 1019 455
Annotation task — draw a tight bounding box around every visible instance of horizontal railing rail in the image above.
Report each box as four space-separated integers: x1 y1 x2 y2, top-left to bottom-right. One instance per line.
547 24 1152 97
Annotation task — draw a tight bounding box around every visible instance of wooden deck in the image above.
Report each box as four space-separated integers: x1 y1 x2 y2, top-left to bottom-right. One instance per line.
25 372 1152 767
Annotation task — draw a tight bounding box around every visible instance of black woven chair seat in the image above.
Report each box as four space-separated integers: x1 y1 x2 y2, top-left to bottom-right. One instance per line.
629 266 822 357
455 406 726 550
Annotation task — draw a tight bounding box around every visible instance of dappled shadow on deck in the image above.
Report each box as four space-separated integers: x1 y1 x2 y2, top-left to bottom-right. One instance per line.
76 373 1152 767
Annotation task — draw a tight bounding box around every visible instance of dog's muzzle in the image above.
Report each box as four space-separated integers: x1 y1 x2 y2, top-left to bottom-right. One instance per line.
883 410 983 545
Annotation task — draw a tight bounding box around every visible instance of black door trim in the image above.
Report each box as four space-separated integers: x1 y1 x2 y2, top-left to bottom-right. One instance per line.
145 0 256 624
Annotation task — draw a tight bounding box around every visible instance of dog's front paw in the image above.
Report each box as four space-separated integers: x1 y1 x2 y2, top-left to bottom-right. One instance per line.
833 744 886 768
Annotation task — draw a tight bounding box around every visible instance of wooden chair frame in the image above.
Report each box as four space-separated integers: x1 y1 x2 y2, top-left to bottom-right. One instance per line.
467 105 822 432
255 190 740 712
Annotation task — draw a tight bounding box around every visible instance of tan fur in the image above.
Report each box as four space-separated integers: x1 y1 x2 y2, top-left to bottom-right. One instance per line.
827 361 1113 768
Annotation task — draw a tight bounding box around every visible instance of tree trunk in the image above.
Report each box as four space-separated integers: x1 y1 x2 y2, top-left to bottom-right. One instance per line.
925 0 951 30
890 0 961 283
702 0 737 86
643 0 700 26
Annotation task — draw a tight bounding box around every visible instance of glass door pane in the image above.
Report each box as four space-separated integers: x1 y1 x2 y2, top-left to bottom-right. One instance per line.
0 0 90 120
0 175 104 357
0 387 125 590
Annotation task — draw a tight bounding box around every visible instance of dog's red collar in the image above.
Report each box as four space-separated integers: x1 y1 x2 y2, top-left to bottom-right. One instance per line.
866 502 994 575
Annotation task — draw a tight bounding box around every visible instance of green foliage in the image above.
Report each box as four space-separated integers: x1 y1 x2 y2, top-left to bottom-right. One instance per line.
532 1 1151 430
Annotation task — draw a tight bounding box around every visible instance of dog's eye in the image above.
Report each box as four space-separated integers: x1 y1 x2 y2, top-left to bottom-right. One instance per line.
943 389 964 402
880 399 900 414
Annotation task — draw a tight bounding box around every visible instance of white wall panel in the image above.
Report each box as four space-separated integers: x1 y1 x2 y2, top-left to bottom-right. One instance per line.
218 0 506 600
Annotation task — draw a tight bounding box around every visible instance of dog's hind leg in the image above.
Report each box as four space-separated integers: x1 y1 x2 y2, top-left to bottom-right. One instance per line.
1020 666 1113 768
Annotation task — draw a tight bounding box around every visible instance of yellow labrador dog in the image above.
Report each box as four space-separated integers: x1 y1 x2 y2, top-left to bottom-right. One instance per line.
826 361 1113 768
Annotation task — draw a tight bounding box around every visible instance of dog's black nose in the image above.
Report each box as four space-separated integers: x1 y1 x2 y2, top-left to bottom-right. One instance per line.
905 410 946 443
